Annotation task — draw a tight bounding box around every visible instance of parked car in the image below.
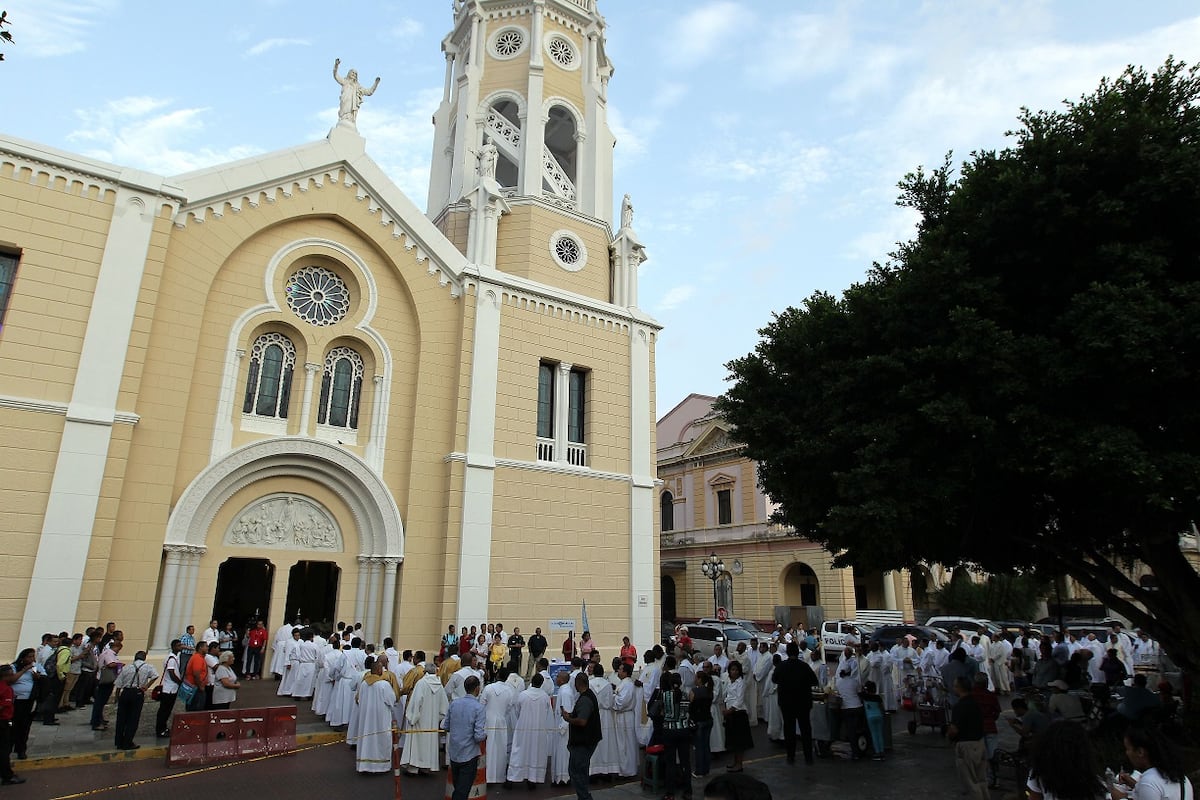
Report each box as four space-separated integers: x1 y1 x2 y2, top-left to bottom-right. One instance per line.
821 620 874 658
867 624 951 648
676 623 727 659
990 620 1035 638
925 616 1001 639
698 617 770 636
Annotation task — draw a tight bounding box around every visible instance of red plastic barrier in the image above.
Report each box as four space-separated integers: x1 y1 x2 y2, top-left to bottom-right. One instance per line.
167 706 296 766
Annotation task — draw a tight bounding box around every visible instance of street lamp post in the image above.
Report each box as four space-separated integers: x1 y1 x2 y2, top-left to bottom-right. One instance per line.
700 551 726 618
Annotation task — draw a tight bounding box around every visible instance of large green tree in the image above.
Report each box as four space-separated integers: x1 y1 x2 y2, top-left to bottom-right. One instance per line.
718 60 1200 674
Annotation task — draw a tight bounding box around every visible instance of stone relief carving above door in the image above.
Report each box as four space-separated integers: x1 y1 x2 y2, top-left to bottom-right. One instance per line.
224 493 343 551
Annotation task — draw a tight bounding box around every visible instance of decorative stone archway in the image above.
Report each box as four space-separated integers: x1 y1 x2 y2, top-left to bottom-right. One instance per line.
151 437 404 649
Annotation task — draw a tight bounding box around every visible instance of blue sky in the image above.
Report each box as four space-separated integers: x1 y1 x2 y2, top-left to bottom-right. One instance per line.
3 1 1197 414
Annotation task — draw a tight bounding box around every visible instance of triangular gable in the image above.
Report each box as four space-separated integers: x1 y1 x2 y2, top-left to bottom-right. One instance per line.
707 471 738 486
657 393 717 445
171 126 468 292
682 420 738 459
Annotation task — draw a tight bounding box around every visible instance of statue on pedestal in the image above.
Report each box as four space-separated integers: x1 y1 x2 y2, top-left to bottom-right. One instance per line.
333 58 380 126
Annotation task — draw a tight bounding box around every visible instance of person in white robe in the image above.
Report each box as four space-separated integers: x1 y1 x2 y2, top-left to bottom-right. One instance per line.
808 649 829 688
507 675 553 785
401 663 448 774
314 642 343 718
276 629 302 696
346 665 372 748
269 621 294 678
677 655 696 699
289 631 319 700
327 644 364 728
763 655 783 741
588 665 620 776
639 654 662 710
550 671 574 785
867 644 895 713
990 636 1013 694
311 637 334 714
480 670 516 784
752 643 773 723
1110 633 1135 682
355 658 397 773
447 655 483 702
709 664 727 754
610 664 639 777
732 643 756 726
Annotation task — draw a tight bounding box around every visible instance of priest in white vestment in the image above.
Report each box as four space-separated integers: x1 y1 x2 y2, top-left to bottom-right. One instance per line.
276 629 302 695
732 643 756 726
290 631 319 700
588 666 620 776
315 643 343 718
327 644 364 728
709 665 728 753
481 672 516 783
752 643 774 723
401 663 448 774
355 659 397 773
610 664 639 777
507 675 553 784
550 671 574 785
763 655 783 741
269 621 294 677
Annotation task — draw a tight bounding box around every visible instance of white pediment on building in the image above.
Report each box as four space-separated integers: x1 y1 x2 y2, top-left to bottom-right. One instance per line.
707 471 738 487
683 421 739 459
170 126 468 295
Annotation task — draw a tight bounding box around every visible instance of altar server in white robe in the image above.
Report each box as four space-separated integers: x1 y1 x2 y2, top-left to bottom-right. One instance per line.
732 643 756 726
752 642 774 723
480 668 516 784
447 655 483 702
269 620 294 677
709 664 728 753
989 636 1013 694
327 643 363 728
610 663 639 777
763 655 784 741
276 628 302 695
355 657 397 773
507 674 553 785
401 663 448 774
346 666 372 747
314 641 343 718
290 630 320 700
550 670 574 785
588 664 620 776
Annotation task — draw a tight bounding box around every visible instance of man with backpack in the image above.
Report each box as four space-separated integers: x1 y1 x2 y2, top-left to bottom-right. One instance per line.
39 633 70 726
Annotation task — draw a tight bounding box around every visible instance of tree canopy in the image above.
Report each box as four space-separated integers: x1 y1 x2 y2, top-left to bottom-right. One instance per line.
717 60 1200 672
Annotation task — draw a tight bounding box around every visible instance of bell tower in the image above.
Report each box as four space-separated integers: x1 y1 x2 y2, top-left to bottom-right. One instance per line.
428 0 635 305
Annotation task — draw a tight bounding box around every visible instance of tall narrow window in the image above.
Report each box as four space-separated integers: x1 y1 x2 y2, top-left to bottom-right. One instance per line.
243 333 296 419
661 491 675 533
318 346 364 429
717 488 732 525
568 368 585 443
0 252 19 329
537 362 555 439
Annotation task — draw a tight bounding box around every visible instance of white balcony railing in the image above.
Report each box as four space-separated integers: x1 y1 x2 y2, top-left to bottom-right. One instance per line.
566 441 587 467
661 521 799 547
536 437 556 462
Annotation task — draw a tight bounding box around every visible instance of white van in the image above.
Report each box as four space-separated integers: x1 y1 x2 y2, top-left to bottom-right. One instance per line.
820 620 873 658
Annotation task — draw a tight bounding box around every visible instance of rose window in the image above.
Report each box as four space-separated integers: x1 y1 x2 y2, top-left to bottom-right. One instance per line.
495 29 524 57
285 267 350 326
555 237 581 265
548 36 576 68
550 231 587 271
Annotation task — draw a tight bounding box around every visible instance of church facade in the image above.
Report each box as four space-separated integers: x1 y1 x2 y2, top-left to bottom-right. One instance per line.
0 0 659 656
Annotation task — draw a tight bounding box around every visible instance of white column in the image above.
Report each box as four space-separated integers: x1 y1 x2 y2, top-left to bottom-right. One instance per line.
151 547 186 650
522 0 546 197
554 361 572 464
172 548 204 637
628 327 655 650
299 362 320 435
882 571 898 611
455 284 502 624
365 558 381 644
379 559 399 643
18 186 163 649
210 348 245 461
365 375 386 472
354 556 370 626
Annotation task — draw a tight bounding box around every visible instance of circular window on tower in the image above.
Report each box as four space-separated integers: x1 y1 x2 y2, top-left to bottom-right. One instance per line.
490 26 527 60
544 33 579 70
549 230 588 272
285 266 351 326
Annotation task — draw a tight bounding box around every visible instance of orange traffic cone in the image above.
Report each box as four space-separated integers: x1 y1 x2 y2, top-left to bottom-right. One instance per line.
444 741 487 800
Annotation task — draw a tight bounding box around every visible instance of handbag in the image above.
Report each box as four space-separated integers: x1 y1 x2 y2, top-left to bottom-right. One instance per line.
149 667 165 701
98 665 117 685
177 679 198 707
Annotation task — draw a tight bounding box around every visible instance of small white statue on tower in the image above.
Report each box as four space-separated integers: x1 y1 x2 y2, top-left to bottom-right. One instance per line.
473 138 499 181
333 58 381 126
621 193 634 230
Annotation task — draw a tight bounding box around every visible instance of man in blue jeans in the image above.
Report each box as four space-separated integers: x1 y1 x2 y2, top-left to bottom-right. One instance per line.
563 672 602 800
443 675 486 800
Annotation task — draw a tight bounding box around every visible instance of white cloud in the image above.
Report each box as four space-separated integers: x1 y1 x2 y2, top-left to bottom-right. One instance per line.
6 0 114 57
387 18 422 40
749 11 854 86
668 2 751 69
657 285 697 312
67 96 260 175
692 134 831 195
341 86 443 204
244 37 310 57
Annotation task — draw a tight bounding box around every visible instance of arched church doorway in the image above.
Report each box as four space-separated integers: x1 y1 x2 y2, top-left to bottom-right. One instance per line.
783 563 820 607
661 575 677 622
212 558 275 631
284 561 340 630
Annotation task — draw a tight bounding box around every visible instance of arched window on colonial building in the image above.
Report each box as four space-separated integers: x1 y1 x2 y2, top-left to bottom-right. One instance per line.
318 346 365 430
661 491 674 532
243 332 296 420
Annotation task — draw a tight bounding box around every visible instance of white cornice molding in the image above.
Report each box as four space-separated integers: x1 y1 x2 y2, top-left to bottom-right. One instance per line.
445 450 630 482
0 394 139 425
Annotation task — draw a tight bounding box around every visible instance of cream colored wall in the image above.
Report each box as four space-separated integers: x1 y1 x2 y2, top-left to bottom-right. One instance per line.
489 468 631 653
540 21 585 103
496 205 611 303
492 298 631 473
0 163 113 403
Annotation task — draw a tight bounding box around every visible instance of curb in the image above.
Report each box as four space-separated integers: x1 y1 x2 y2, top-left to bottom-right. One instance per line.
19 730 346 772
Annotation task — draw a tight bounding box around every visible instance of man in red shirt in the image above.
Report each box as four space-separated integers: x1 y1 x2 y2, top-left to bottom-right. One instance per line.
182 645 210 711
675 626 693 656
246 621 268 679
619 637 638 668
0 664 26 785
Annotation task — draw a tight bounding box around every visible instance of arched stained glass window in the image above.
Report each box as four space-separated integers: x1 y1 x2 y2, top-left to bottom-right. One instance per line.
318 346 365 430
243 333 296 419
